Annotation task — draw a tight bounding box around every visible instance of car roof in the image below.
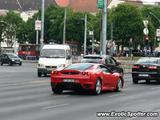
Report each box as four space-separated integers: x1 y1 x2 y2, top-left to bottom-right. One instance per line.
69 63 105 67
138 57 160 60
2 53 16 55
72 63 101 65
42 44 70 50
136 57 160 63
83 54 111 58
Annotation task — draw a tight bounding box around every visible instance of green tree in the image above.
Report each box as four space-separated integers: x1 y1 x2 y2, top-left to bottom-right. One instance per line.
109 3 144 50
3 11 24 47
44 5 65 43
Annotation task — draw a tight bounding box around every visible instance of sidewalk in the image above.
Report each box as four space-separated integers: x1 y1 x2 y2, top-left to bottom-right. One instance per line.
22 60 38 63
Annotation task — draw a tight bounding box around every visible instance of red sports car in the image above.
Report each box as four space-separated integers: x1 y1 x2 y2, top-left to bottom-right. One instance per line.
50 63 124 95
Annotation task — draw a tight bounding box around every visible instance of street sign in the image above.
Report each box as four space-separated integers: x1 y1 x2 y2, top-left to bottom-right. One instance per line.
35 20 41 31
89 31 94 36
143 28 149 35
156 29 160 37
143 20 148 27
97 0 104 9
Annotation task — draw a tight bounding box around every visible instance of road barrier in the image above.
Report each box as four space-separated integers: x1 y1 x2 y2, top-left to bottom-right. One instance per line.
115 57 138 73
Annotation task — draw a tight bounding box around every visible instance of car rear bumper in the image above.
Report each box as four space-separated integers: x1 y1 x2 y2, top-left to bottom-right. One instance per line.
38 68 52 74
51 77 95 90
132 72 160 81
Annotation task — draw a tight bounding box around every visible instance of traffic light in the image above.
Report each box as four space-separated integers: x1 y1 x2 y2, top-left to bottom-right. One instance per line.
97 0 104 9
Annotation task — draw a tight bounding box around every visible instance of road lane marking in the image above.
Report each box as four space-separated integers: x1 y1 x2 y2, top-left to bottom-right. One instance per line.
151 87 160 90
108 93 126 98
41 103 69 110
0 80 48 87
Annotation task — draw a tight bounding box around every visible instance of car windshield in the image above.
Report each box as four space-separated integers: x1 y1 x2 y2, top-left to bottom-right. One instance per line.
40 49 65 58
136 58 159 64
65 63 94 70
7 54 19 58
81 57 102 63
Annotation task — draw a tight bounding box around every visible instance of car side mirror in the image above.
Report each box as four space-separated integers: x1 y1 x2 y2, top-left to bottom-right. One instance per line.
66 55 71 59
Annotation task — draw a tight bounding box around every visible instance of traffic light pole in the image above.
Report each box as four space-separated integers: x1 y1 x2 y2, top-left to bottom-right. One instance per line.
40 0 45 48
63 8 67 44
102 0 107 55
84 14 87 55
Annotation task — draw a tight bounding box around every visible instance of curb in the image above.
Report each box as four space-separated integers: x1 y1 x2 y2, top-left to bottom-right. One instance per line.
22 60 38 63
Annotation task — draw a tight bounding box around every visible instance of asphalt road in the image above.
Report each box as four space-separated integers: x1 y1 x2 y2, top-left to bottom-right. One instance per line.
0 63 160 120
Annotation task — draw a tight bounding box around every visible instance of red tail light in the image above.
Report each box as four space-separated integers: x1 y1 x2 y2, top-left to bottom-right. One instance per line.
132 65 140 69
51 71 59 74
81 72 90 76
100 59 105 64
148 66 157 70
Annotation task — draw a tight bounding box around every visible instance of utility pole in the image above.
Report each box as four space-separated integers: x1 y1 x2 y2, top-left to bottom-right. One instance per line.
84 14 87 55
102 0 107 55
63 8 67 44
40 0 45 47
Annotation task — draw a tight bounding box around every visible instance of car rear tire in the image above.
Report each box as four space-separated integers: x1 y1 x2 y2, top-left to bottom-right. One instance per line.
37 72 42 77
19 62 22 66
44 73 47 77
53 88 63 94
1 62 3 66
93 79 102 95
115 78 123 92
133 78 138 84
51 84 63 94
146 80 150 84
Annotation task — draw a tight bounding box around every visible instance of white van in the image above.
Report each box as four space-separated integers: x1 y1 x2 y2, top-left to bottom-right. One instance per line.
37 44 72 77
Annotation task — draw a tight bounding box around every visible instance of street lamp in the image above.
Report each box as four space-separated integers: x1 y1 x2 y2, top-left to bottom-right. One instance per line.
63 8 67 44
102 0 107 55
84 14 87 55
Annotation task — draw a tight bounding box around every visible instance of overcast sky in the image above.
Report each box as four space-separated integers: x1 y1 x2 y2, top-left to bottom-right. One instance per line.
142 0 160 2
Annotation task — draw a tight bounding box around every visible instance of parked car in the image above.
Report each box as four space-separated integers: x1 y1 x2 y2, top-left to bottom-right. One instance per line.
132 57 160 84
81 55 123 75
0 53 22 66
51 63 124 95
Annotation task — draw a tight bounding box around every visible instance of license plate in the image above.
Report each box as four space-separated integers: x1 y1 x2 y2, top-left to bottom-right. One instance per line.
63 79 75 82
139 74 149 77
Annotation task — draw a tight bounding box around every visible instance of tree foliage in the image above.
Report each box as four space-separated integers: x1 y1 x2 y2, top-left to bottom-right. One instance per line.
109 3 144 49
1 3 160 52
0 11 24 47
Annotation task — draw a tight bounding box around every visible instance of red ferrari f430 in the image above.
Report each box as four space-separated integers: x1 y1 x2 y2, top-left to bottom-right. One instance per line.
50 63 124 95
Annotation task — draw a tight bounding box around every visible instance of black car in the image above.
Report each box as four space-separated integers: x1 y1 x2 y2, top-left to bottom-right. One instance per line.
81 54 123 74
132 57 160 84
0 53 22 66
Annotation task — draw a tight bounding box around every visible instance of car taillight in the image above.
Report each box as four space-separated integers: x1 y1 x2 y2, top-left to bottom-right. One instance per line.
148 66 157 69
51 71 59 74
132 65 140 69
81 72 90 76
100 59 105 64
